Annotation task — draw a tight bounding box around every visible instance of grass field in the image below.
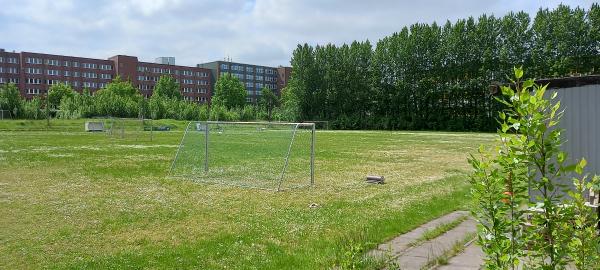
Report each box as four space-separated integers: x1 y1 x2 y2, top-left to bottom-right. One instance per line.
0 119 495 269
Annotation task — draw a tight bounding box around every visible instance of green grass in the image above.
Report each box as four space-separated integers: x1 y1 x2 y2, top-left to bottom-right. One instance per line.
0 119 495 269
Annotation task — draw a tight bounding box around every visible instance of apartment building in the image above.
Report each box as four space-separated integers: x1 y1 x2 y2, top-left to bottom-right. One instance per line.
0 49 212 103
277 66 292 93
0 49 20 90
110 55 211 103
198 60 284 103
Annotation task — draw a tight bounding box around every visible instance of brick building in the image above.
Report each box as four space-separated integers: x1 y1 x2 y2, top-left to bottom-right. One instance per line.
276 66 292 93
1 49 293 104
0 49 212 103
198 60 290 103
109 55 211 103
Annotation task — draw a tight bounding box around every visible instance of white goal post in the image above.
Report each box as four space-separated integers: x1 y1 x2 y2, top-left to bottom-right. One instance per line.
170 121 315 191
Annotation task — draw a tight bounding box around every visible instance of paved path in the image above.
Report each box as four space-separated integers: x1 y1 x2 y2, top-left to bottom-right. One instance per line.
437 241 483 270
367 210 484 270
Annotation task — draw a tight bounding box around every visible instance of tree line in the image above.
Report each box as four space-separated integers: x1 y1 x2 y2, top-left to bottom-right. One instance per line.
282 4 600 131
0 73 282 122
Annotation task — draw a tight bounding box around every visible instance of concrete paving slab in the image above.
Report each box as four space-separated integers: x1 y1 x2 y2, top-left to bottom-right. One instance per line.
390 219 477 269
437 242 483 270
368 211 470 260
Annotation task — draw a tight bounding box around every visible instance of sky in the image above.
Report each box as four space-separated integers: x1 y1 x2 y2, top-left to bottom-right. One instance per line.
0 0 596 67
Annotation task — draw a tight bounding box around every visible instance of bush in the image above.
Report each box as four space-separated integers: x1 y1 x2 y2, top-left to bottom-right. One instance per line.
468 67 600 269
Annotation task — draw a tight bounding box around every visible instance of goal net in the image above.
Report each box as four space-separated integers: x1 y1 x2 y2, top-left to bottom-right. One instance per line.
0 110 12 120
170 121 315 191
105 118 154 142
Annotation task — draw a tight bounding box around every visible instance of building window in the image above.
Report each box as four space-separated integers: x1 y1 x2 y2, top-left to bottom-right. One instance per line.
152 67 161 73
83 82 97 88
0 77 5 83
82 72 97 79
46 79 61 85
256 82 263 89
98 83 107 88
26 68 41 74
183 87 192 93
196 88 207 93
182 70 193 76
256 75 263 81
101 74 112 80
0 57 3 63
256 68 264 74
220 64 228 70
63 61 69 67
26 57 42 64
246 97 252 103
47 70 60 76
183 79 193 84
46 59 60 66
266 69 274 74
27 88 41 95
72 62 79 68
73 72 80 77
246 74 253 80
246 66 254 73
72 81 79 87
197 80 208 85
246 82 253 88
82 63 97 69
8 78 18 83
100 64 112 70
27 78 41 84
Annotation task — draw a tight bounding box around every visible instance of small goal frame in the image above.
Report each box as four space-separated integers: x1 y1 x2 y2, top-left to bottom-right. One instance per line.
170 121 315 191
104 117 154 141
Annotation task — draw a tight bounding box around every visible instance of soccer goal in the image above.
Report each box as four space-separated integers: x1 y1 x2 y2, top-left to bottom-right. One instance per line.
170 121 315 191
105 117 154 142
0 110 12 120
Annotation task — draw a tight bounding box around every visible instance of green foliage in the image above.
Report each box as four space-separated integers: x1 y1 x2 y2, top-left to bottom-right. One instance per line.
102 76 140 99
0 83 23 117
48 83 75 109
212 73 247 109
276 84 301 122
469 67 600 269
153 75 181 100
22 96 46 120
289 4 600 131
258 87 279 121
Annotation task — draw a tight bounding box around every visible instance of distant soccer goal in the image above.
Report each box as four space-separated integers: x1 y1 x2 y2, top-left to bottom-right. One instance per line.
105 117 154 142
170 121 315 191
0 110 12 120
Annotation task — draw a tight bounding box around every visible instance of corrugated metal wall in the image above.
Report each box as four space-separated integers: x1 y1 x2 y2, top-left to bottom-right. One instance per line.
551 84 600 177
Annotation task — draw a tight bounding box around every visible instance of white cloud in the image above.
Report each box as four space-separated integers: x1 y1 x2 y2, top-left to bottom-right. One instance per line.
0 0 596 67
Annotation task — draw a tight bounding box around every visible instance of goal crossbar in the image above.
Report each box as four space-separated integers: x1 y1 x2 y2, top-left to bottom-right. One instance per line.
170 121 315 191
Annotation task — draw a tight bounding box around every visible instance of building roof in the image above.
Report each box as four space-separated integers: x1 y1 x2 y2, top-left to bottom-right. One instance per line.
536 75 600 89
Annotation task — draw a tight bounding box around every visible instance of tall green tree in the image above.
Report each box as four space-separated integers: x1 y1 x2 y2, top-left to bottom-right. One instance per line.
48 83 75 109
0 83 23 117
101 76 140 99
153 75 181 99
259 87 279 121
212 73 246 109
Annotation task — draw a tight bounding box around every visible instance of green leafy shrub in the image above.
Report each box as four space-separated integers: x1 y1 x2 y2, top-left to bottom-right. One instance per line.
469 67 600 269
